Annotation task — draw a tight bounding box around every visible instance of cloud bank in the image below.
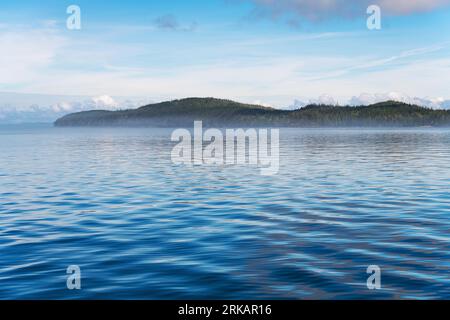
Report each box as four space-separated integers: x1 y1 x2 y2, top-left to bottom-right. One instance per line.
289 92 450 110
0 93 153 124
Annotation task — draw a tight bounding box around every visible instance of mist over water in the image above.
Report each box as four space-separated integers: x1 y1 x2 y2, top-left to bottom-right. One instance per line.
0 125 449 299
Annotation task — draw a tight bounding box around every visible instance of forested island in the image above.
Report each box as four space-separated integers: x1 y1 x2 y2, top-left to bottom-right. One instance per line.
54 97 450 127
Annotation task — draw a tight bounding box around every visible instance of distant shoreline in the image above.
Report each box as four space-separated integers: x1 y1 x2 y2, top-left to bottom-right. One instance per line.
53 97 450 128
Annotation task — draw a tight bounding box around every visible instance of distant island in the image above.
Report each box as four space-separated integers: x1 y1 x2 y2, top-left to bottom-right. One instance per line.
54 97 450 127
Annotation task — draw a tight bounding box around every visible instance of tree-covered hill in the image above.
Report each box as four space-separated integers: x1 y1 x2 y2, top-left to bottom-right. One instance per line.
54 98 450 127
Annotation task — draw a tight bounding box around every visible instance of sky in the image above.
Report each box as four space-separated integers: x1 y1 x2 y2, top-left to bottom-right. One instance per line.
1 0 450 122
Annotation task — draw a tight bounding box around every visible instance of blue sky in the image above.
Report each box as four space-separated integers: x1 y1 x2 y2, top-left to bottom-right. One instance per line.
1 0 450 119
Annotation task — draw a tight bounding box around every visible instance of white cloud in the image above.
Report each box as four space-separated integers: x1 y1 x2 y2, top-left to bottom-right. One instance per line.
0 92 153 123
92 95 118 109
0 27 66 86
289 92 450 109
348 92 450 108
52 101 73 112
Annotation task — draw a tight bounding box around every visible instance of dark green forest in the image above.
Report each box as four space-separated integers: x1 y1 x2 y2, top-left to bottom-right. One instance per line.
54 97 450 127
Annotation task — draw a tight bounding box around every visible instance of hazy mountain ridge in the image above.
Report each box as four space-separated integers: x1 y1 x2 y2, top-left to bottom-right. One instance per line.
2 92 450 124
54 97 450 127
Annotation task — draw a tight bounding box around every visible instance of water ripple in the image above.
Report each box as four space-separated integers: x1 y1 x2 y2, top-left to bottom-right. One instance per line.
0 127 449 299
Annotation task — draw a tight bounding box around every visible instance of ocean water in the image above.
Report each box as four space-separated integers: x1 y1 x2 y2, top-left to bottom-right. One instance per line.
0 125 449 299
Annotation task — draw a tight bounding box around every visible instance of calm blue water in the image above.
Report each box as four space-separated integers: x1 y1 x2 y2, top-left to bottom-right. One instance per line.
0 125 449 299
